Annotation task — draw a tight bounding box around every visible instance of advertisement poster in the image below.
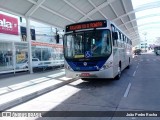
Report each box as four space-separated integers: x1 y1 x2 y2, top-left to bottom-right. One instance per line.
0 13 18 35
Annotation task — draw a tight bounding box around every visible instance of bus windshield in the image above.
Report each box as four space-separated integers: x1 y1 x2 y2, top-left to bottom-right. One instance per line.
64 29 112 59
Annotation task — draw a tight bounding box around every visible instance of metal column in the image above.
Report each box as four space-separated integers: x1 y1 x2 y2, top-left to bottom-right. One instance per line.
12 42 16 75
26 17 33 74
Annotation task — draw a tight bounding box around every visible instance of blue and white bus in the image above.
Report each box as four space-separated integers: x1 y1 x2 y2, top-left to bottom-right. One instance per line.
63 20 132 80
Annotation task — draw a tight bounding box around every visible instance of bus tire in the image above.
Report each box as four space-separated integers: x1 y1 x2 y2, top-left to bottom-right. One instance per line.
115 65 121 80
126 58 130 69
126 65 130 69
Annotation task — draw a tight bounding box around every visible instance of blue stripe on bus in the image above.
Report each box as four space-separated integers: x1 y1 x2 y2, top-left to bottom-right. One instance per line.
67 60 106 71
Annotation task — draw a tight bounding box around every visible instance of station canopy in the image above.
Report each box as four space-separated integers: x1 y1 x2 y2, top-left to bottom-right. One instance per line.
0 0 160 46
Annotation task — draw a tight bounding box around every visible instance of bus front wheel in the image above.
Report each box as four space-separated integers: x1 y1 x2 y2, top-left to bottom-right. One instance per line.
126 58 130 69
115 66 121 80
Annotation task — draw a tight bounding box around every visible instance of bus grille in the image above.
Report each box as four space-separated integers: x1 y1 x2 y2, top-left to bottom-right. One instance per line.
75 62 97 66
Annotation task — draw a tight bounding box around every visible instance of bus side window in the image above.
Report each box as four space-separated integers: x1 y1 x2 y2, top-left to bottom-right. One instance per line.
111 24 118 47
127 38 129 49
115 29 118 47
127 38 129 48
125 36 127 48
122 35 125 48
118 32 121 47
117 31 120 47
111 25 115 46
121 33 123 47
127 39 130 49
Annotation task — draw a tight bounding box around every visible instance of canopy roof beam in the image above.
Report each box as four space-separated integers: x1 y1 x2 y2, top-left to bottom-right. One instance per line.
25 0 46 17
78 0 117 22
124 22 160 32
88 0 108 20
118 13 160 27
63 0 92 21
27 0 75 23
113 1 160 22
109 2 130 34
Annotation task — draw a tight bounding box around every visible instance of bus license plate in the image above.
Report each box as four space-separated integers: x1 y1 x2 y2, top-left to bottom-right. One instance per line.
81 73 90 77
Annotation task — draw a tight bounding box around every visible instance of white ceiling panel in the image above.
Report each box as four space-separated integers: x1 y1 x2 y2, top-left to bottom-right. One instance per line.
126 23 133 29
68 0 94 14
0 0 33 15
111 0 125 16
114 19 123 26
32 7 71 28
122 0 133 12
128 13 136 20
101 5 117 20
85 18 91 21
90 11 105 20
90 0 107 7
43 0 83 21
121 15 130 23
32 0 38 2
132 20 138 27
32 7 54 22
43 0 66 12
48 15 72 28
58 4 83 21
119 25 127 31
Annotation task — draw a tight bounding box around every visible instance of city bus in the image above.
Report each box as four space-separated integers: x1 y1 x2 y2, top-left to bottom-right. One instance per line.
63 20 132 80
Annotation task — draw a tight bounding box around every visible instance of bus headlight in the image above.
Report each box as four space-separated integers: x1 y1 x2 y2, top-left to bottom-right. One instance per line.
65 65 73 70
100 61 113 70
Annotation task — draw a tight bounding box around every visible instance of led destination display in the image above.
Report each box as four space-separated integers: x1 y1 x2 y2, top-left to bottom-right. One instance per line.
66 20 107 32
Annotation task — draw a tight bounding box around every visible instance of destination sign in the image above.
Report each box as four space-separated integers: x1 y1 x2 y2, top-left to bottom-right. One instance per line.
66 20 107 32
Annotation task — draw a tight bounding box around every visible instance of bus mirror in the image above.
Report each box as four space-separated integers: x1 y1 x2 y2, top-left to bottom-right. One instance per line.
114 32 118 40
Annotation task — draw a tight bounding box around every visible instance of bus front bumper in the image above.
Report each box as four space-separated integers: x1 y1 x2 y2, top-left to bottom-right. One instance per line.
65 67 113 79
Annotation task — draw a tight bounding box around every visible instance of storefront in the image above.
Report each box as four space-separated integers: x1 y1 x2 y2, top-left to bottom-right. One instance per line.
0 41 28 73
31 41 64 67
0 12 64 74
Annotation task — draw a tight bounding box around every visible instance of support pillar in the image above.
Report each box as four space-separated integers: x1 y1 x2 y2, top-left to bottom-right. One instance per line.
26 17 33 74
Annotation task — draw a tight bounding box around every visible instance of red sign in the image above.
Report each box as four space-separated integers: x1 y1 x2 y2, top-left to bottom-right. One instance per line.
0 14 18 35
31 41 63 48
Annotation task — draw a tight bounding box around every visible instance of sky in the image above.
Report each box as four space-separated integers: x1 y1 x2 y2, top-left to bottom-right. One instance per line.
131 0 160 44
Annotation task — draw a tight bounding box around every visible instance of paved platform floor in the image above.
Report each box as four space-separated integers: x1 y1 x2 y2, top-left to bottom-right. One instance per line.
0 68 78 111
